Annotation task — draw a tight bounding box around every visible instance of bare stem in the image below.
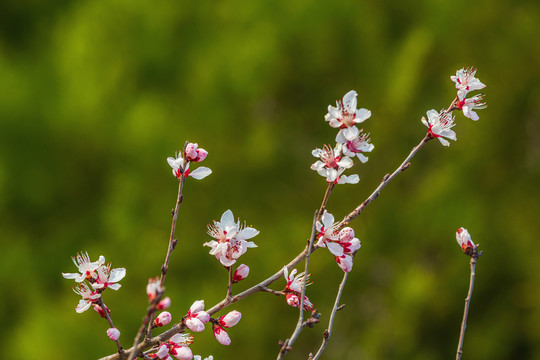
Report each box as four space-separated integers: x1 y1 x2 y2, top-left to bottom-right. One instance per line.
226 266 233 301
339 134 431 229
456 246 480 360
311 271 349 359
97 297 124 355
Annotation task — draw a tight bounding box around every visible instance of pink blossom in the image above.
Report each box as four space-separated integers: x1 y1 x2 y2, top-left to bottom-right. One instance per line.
456 227 475 253
213 324 231 346
336 126 374 163
157 296 171 310
167 153 212 180
185 143 208 162
232 264 250 282
325 90 371 128
92 264 126 291
218 310 241 328
185 300 210 332
62 252 105 283
422 109 457 146
154 311 172 327
107 327 120 341
456 94 487 121
204 210 258 267
72 283 101 313
283 266 311 293
451 67 486 100
311 145 357 184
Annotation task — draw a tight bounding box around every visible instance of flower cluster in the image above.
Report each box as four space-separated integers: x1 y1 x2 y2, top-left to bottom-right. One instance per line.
422 109 457 146
212 310 242 346
283 266 314 311
204 210 259 267
185 300 210 333
167 142 212 180
423 68 487 146
316 210 361 272
312 90 374 184
62 252 126 313
151 333 194 360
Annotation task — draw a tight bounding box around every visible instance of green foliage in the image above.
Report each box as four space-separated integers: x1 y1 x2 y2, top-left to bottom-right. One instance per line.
0 0 539 359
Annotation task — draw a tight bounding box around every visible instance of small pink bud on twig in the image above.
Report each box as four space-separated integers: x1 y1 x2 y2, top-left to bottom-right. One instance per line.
107 327 120 341
456 227 475 254
218 310 242 328
232 264 250 282
213 324 231 346
185 300 210 332
154 311 172 327
157 296 171 310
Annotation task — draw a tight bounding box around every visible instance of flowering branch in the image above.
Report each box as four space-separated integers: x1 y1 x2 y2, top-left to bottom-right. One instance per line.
64 67 488 360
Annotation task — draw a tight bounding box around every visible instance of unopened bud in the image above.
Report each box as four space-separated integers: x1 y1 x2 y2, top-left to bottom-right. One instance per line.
213 324 231 346
154 311 172 327
232 264 249 282
157 297 171 310
218 310 241 328
107 327 120 341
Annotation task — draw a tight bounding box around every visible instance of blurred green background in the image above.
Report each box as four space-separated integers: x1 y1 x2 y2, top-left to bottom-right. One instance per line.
1 0 539 359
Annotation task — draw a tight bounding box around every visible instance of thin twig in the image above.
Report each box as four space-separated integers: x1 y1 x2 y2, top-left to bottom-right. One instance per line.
144 144 188 339
97 297 124 355
277 210 320 360
311 271 349 359
456 245 481 360
339 134 431 229
226 266 233 302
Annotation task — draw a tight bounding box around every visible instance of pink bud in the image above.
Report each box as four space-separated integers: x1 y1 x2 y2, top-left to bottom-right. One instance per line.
156 343 170 359
213 324 231 346
93 304 110 318
189 300 205 314
286 293 299 308
232 264 249 282
186 318 205 332
456 227 475 253
170 345 193 360
107 327 120 341
185 143 208 162
147 277 162 301
154 311 172 327
218 310 241 328
158 297 171 310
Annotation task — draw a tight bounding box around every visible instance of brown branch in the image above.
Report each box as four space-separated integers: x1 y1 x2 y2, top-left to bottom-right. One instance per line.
456 245 481 360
